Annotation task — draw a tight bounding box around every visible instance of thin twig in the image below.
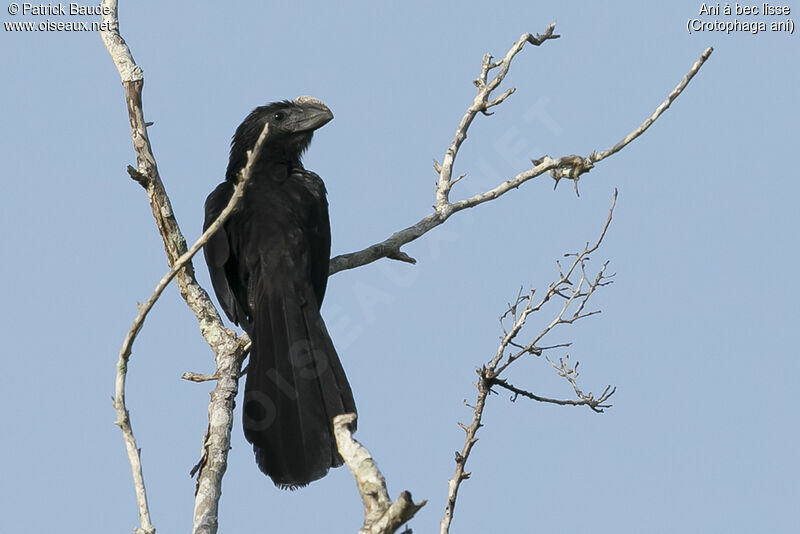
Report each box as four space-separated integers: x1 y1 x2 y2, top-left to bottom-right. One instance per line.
490 377 615 413
591 47 714 163
439 368 495 534
494 191 616 377
441 192 617 534
545 355 616 413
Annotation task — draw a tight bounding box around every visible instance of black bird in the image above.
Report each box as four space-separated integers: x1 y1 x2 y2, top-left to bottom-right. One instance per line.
203 97 356 488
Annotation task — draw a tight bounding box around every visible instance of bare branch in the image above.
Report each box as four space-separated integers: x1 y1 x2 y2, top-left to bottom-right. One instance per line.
545 356 616 413
116 112 266 370
99 0 141 83
101 3 251 533
111 382 153 534
493 191 616 377
330 38 711 275
436 23 560 211
334 414 426 534
441 191 617 533
490 376 615 413
100 2 153 531
117 117 266 376
591 46 714 163
113 87 263 534
440 371 490 534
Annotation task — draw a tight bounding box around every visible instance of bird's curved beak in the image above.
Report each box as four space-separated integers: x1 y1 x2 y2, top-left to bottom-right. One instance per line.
293 96 333 132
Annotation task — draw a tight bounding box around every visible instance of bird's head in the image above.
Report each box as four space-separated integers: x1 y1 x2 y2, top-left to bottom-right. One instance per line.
226 96 333 180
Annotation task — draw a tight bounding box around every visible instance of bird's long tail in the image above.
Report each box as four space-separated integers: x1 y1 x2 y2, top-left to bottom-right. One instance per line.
242 287 356 489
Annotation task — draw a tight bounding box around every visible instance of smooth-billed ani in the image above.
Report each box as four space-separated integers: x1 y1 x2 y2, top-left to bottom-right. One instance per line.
203 96 355 488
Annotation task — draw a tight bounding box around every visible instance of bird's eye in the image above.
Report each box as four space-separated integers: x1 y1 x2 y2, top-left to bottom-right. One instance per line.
273 111 287 121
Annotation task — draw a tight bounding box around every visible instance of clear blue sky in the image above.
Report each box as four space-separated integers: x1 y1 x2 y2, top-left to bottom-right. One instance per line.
2 1 798 532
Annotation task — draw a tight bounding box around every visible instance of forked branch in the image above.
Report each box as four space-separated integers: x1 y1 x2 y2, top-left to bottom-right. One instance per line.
330 32 712 274
334 414 426 534
101 1 251 533
440 191 618 534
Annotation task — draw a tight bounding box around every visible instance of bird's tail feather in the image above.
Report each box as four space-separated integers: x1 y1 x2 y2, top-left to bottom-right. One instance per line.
243 287 356 489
